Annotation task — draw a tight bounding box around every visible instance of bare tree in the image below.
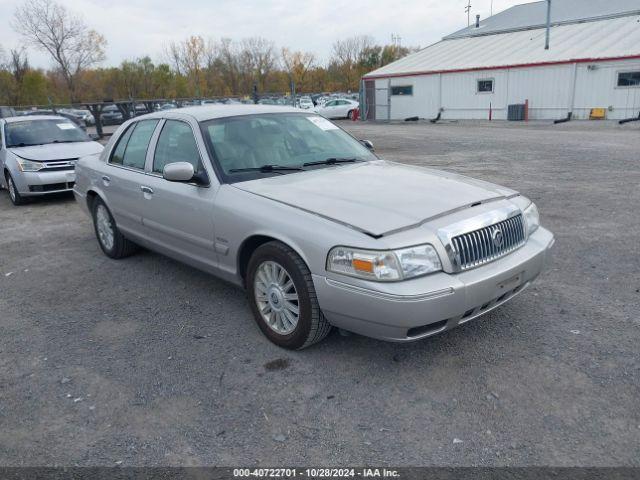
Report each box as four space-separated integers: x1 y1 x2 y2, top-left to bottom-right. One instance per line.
281 48 316 92
12 0 106 101
164 36 206 96
241 37 276 92
332 35 373 91
9 48 29 86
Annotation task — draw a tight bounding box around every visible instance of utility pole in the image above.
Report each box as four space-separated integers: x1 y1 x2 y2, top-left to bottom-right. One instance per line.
465 1 472 27
545 0 552 50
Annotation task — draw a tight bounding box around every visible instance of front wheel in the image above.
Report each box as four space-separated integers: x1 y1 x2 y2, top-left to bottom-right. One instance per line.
92 198 138 259
347 110 354 120
246 241 331 349
5 172 26 205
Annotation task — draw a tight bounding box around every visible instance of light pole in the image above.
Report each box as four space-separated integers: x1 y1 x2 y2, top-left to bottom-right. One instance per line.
545 0 552 50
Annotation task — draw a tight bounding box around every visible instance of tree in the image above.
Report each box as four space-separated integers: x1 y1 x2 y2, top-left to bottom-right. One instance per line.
281 48 316 92
332 35 373 91
241 37 276 92
13 0 106 101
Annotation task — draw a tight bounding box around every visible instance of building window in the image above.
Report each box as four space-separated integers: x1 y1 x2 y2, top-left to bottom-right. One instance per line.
617 71 640 87
390 85 413 96
477 79 494 93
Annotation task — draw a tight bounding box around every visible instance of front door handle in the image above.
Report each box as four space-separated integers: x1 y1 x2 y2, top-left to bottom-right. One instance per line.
101 175 110 186
140 186 154 195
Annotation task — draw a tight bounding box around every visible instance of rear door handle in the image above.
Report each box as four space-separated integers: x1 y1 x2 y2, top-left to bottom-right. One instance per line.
101 175 110 185
140 186 154 195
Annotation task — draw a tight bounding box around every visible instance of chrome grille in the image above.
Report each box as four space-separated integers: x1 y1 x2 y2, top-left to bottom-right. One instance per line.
451 214 525 270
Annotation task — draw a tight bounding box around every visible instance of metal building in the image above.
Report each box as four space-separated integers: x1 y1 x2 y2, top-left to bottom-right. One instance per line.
362 0 640 121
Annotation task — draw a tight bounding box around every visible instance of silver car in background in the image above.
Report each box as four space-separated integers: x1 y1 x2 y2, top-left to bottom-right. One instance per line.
1 115 103 205
73 105 554 349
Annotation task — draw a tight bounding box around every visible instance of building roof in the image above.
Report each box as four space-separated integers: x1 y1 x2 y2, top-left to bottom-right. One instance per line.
446 0 640 39
364 13 640 79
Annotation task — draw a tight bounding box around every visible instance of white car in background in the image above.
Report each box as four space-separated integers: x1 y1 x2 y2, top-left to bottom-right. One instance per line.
314 99 359 119
298 97 314 110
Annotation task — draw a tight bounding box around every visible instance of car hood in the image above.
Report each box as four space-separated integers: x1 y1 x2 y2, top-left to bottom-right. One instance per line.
9 141 104 161
233 160 518 237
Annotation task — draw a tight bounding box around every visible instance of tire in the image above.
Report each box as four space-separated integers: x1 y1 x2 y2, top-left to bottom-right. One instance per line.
5 172 26 205
246 241 332 349
92 197 138 259
347 110 354 120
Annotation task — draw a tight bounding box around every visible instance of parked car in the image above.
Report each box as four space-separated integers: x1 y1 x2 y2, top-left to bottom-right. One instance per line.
60 108 95 126
314 98 359 119
73 105 553 349
0 115 103 205
23 109 87 129
158 103 178 111
0 106 17 118
100 105 124 125
297 96 314 110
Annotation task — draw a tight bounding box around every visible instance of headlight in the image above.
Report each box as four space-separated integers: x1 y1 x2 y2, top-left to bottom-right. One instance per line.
16 158 45 172
327 244 442 282
523 202 540 236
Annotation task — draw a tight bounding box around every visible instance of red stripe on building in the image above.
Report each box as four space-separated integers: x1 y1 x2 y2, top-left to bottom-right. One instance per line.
362 55 640 80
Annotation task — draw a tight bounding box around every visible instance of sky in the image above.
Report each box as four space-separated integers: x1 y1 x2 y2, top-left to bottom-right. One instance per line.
0 0 531 69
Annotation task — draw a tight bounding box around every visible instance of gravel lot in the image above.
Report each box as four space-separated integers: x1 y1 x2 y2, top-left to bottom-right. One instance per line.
1 120 639 467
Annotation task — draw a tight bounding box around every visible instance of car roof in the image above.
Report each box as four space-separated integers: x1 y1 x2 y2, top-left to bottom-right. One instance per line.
137 104 304 122
3 115 70 123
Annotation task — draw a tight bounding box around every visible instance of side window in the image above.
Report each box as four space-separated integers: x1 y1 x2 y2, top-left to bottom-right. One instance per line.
122 120 158 169
153 120 202 174
325 101 336 107
110 120 158 168
109 124 134 165
617 71 640 87
477 79 494 93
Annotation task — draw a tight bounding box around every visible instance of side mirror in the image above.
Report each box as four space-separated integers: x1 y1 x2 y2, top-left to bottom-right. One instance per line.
360 139 374 151
163 162 195 182
89 133 100 141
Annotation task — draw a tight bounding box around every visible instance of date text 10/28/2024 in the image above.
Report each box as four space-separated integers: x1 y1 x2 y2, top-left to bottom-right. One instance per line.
233 468 400 478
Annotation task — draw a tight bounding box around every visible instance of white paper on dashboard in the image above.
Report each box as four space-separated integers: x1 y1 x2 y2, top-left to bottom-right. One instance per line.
306 116 339 131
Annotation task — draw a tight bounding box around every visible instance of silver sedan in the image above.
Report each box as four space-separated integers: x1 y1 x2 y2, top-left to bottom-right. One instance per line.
1 115 103 205
73 105 554 349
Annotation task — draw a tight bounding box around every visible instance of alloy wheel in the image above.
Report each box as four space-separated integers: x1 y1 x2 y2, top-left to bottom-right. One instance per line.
7 177 16 202
254 260 300 335
96 204 115 251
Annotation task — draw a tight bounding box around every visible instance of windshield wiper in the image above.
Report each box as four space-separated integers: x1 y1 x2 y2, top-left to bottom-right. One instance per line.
52 140 77 144
303 157 359 167
228 164 305 174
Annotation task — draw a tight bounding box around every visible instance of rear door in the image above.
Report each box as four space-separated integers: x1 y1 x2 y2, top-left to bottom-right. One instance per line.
103 119 159 238
139 118 219 271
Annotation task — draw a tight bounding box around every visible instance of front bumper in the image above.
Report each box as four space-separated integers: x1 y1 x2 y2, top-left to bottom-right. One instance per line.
14 170 76 196
313 227 554 342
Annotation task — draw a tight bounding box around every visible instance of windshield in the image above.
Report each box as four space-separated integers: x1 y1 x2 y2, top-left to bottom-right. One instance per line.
5 119 90 147
200 113 376 182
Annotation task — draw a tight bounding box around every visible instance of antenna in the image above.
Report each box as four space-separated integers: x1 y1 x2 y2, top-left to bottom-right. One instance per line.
465 1 472 26
490 0 493 16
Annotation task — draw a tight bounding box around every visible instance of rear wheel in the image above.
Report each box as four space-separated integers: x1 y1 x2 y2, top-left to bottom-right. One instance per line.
5 172 25 205
92 198 138 259
247 241 331 349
